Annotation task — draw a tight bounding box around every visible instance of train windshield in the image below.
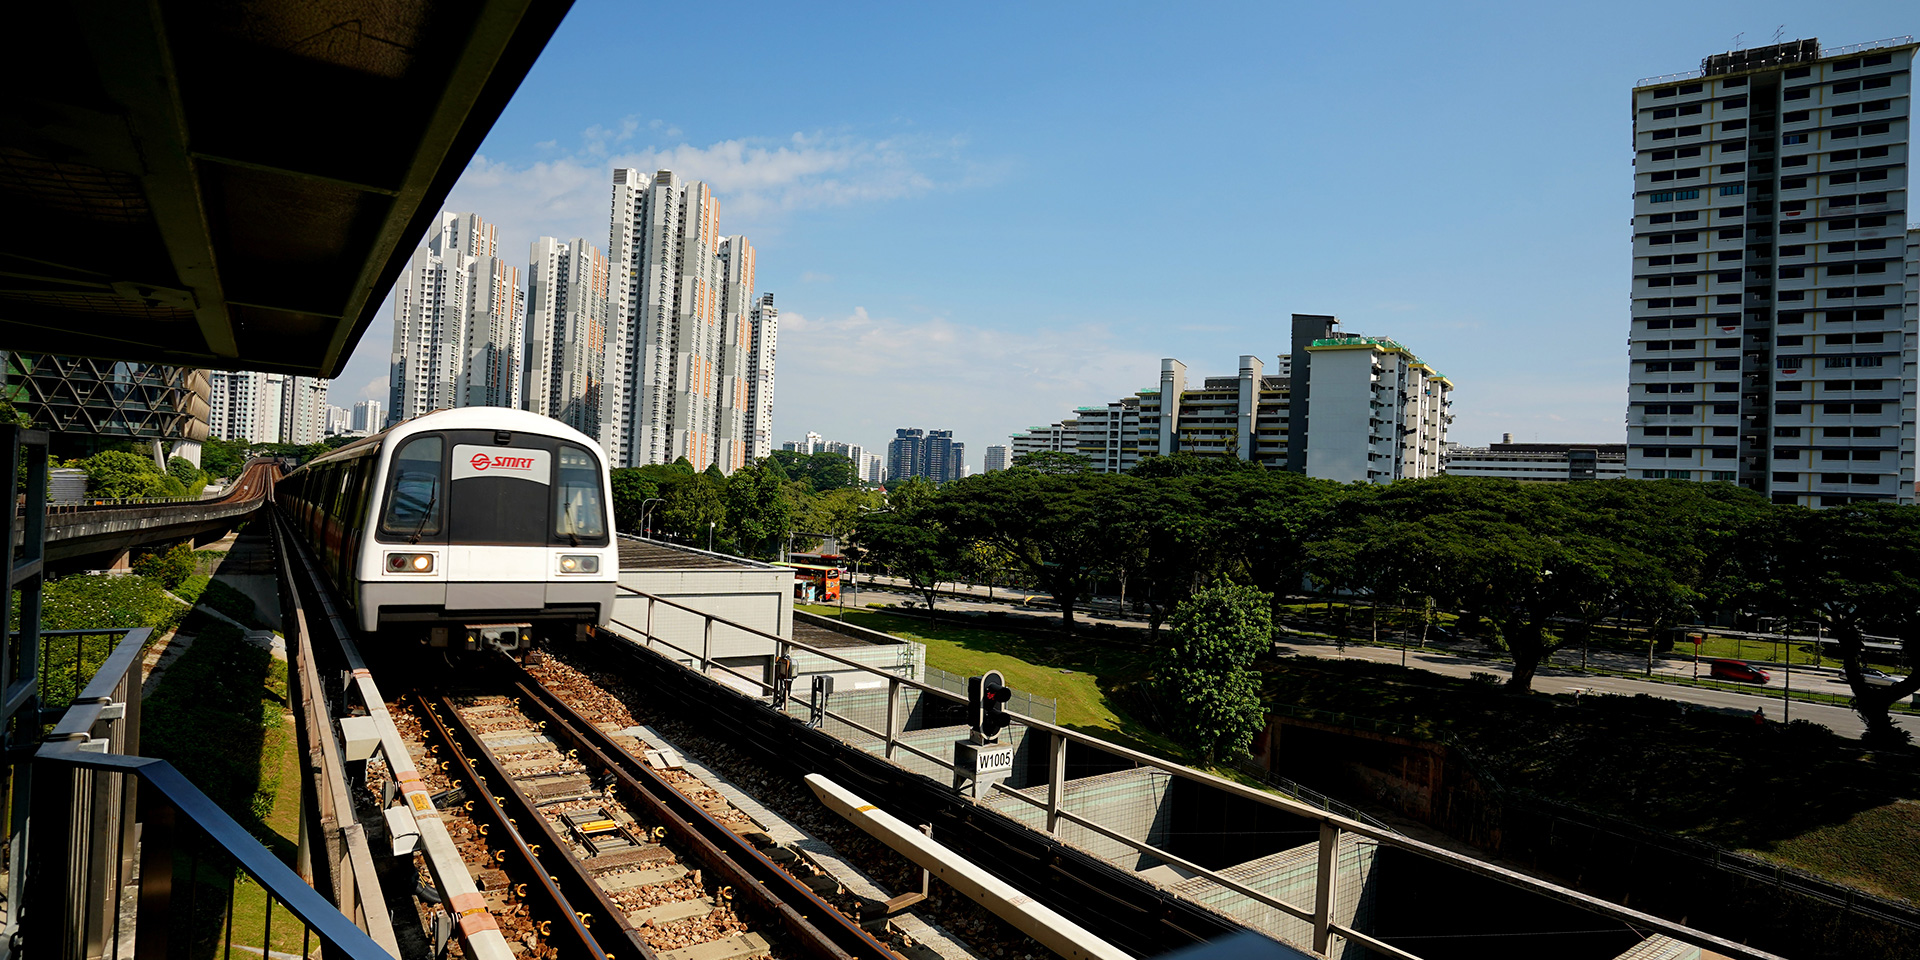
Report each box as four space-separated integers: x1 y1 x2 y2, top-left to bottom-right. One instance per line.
554 445 606 541
450 443 552 544
379 436 443 537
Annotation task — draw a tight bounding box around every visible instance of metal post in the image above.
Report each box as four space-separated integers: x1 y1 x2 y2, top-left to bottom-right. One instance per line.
701 616 714 677
645 596 655 651
1783 624 1793 724
1312 822 1340 954
133 787 175 960
1046 733 1067 834
885 677 901 761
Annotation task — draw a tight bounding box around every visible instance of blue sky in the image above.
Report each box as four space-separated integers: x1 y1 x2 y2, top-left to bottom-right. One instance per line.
334 1 1913 470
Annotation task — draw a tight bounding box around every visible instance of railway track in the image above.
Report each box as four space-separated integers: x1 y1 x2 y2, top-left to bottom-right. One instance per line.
399 661 900 960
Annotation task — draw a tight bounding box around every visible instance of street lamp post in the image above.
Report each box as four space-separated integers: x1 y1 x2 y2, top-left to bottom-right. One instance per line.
708 520 716 553
638 497 665 539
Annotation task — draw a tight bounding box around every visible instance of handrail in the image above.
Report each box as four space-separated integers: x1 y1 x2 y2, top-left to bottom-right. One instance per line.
33 748 392 959
610 585 1789 960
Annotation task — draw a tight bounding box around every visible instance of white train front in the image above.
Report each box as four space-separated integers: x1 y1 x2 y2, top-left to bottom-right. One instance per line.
280 407 620 652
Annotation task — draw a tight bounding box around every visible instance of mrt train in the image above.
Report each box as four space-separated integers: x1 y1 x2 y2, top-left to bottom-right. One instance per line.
278 408 619 653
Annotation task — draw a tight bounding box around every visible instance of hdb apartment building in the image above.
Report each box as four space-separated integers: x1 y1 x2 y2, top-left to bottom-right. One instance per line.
1627 37 1919 505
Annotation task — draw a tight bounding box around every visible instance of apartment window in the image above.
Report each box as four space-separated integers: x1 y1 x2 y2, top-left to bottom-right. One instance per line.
1782 154 1809 166
1822 473 1851 484
1854 427 1882 438
1719 184 1743 196
1773 472 1800 483
1653 129 1676 140
1784 88 1811 101
1777 291 1804 301
1827 333 1854 345
1832 80 1861 94
1857 215 1887 226
1717 249 1742 260
1644 361 1670 372
1721 141 1745 153
1674 210 1699 221
1859 191 1887 204
1648 298 1672 307
1778 335 1804 346
1862 77 1891 90
1675 167 1700 179
1646 384 1671 394
1863 53 1892 66
1651 171 1674 182
1785 67 1811 78
1821 448 1852 460
1776 447 1802 457
1855 333 1885 344
1832 127 1860 140
1826 380 1855 391
1824 403 1853 415
1777 266 1805 279
1652 107 1677 119
1856 380 1883 391
1778 381 1804 392
1830 264 1857 276
1778 311 1804 324
1670 405 1695 414
1653 87 1677 98
1780 244 1806 256
1642 404 1668 415
1855 403 1883 414
1712 426 1737 437
1822 427 1852 438
1715 338 1740 348
1721 96 1747 108
1780 177 1808 189
1712 383 1738 393
1780 199 1807 213
1648 276 1672 287
1671 360 1697 371
1712 403 1738 415
1648 213 1674 224
1781 221 1808 233
1677 126 1701 137
1678 146 1703 158
1714 359 1740 370
1720 119 1746 132
1651 192 1675 203
1863 99 1891 113
1783 110 1811 122
1858 239 1888 251
1646 340 1671 351
1719 207 1744 219
1715 271 1740 283
1782 134 1807 144
1830 172 1857 185
1856 286 1884 298
1671 339 1696 349
1774 427 1801 438
1672 318 1697 328
1722 76 1748 87
1645 317 1670 328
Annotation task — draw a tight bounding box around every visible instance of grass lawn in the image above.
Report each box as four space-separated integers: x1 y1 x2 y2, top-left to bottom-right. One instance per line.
175 574 211 605
798 605 1182 755
1749 799 1920 903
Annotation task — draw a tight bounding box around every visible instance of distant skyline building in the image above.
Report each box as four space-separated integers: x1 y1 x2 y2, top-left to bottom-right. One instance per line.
1626 38 1917 505
984 444 1010 472
1444 439 1629 481
526 236 611 437
325 405 351 436
208 371 328 445
389 212 524 422
744 293 778 462
888 428 965 483
1012 314 1453 483
606 168 755 473
351 399 384 433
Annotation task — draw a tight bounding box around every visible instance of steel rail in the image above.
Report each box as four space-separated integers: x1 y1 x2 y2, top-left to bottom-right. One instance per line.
410 692 616 960
510 669 897 960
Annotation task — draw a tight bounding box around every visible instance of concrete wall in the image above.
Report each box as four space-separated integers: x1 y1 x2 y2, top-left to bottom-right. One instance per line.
1172 834 1379 960
1303 347 1377 483
615 566 791 654
987 766 1174 872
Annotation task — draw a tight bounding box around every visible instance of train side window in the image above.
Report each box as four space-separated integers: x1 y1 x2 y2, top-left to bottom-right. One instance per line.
554 445 607 542
380 436 444 538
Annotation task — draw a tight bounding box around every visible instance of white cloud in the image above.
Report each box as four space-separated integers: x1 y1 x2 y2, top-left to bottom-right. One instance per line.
441 127 978 261
772 306 1161 464
358 375 388 402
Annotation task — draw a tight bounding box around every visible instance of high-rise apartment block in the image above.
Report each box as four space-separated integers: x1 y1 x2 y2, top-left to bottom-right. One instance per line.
351 399 384 433
888 428 965 483
606 169 756 472
984 445 1010 472
325 405 351 436
1013 315 1452 483
1628 38 1917 505
389 213 525 421
208 371 328 444
526 237 611 437
744 293 778 462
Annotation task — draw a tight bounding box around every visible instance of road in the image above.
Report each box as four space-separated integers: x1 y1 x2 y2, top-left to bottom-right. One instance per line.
844 576 1920 741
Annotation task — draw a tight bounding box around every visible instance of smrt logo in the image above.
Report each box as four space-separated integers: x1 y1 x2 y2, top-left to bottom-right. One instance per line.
470 453 535 472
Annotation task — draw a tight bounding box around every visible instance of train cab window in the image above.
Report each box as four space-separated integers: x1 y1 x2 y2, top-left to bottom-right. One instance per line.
555 445 607 543
380 436 444 539
450 442 552 544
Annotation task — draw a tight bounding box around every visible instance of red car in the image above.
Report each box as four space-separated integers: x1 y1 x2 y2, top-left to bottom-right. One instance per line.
1709 659 1771 684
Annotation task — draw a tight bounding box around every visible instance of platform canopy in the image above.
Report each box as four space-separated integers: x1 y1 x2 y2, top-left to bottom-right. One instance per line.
0 0 572 377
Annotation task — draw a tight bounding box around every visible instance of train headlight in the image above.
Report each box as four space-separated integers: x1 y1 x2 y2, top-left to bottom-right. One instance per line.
558 555 599 574
386 552 435 573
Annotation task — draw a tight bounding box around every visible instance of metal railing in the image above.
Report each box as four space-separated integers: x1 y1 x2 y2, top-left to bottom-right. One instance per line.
608 586 1786 960
24 625 390 960
1637 36 1914 85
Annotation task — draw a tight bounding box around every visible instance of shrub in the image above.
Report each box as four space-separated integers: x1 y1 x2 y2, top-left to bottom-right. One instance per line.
143 616 280 819
82 450 170 499
132 541 196 590
166 455 202 487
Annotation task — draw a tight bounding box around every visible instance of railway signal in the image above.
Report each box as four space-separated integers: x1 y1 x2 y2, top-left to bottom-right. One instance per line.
967 670 1014 742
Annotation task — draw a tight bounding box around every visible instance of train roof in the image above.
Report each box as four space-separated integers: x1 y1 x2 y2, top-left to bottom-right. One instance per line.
299 407 608 471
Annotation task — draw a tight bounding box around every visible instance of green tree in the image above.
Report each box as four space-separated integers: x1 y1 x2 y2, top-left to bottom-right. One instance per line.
936 471 1126 631
82 450 169 499
609 467 660 534
166 456 202 487
1160 584 1273 763
659 474 726 547
725 459 793 557
856 510 960 612
1771 504 1920 746
132 541 196 590
199 437 247 479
